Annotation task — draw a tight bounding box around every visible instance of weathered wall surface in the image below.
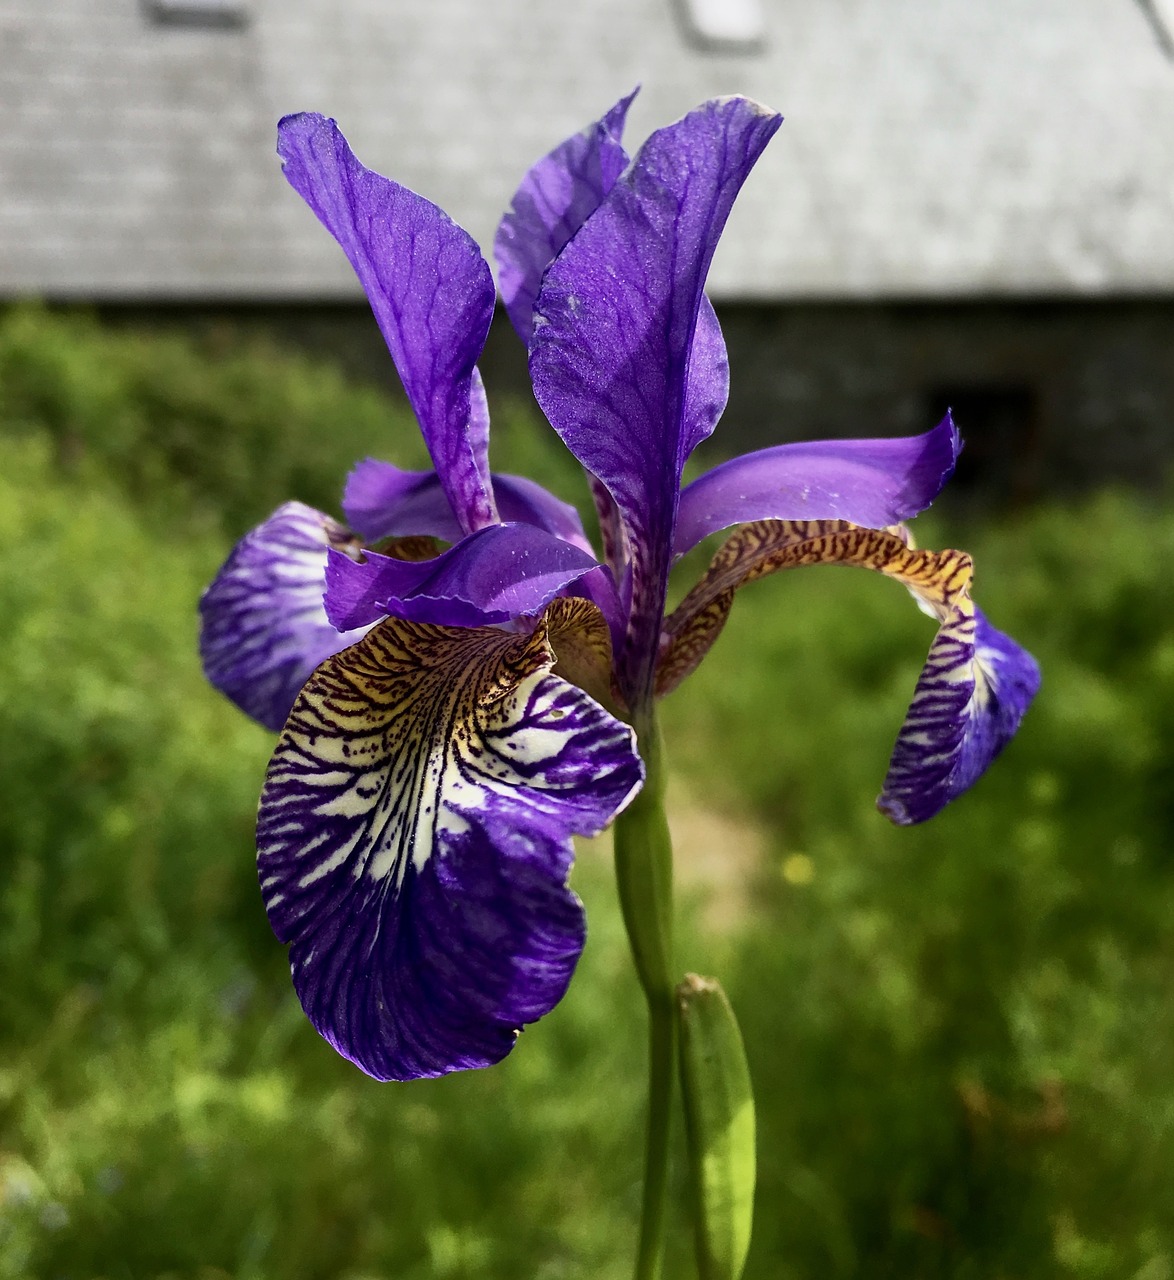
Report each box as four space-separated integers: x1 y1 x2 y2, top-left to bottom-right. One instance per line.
4 0 1174 299
716 302 1174 502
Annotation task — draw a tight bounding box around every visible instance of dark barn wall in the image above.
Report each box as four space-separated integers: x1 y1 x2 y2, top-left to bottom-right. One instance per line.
94 299 1174 505
715 301 1174 506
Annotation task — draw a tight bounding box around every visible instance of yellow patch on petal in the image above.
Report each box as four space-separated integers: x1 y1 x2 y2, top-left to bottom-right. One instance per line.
542 597 623 714
376 534 444 562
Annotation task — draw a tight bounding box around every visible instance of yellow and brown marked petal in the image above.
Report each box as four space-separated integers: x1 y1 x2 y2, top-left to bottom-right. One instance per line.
257 602 644 1081
542 596 625 715
657 520 970 697
658 519 1038 824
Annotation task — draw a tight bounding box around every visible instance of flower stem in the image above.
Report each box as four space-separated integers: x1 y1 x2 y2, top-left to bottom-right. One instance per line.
613 709 677 1280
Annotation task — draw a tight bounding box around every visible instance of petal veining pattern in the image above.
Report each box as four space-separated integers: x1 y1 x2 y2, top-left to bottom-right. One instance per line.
658 519 1039 822
531 97 782 701
198 501 370 732
278 113 498 534
257 602 644 1079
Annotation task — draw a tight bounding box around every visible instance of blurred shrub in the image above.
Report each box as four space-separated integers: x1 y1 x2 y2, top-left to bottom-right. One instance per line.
0 304 592 541
0 430 651 1280
0 305 432 536
662 492 1174 1279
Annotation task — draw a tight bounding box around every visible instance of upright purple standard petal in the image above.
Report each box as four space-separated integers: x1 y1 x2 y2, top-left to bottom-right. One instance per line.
278 114 497 534
531 97 782 702
324 522 604 631
199 503 370 731
496 94 730 460
496 90 637 345
674 414 961 556
257 605 644 1080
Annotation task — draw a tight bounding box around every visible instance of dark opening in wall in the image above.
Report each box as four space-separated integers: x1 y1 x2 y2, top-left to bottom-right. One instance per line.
927 384 1041 506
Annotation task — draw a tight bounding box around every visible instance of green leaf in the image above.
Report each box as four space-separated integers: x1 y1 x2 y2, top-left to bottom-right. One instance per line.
677 974 757 1280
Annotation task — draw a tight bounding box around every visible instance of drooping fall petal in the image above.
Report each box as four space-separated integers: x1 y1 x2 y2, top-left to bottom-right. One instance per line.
658 519 1038 822
256 600 644 1079
879 605 1041 824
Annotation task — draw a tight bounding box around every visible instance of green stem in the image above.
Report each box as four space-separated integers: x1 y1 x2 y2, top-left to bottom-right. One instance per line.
613 710 677 1280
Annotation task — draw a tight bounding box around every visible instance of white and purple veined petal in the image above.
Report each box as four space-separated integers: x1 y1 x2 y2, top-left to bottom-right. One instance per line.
278 114 498 535
531 97 782 704
878 606 1041 825
657 519 1039 823
673 413 961 557
256 604 644 1080
199 502 371 732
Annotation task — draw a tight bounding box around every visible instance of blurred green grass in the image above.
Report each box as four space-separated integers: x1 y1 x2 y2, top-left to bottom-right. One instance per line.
1 305 1171 1279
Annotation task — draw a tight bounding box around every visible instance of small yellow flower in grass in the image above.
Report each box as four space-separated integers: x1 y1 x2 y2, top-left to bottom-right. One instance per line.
781 853 815 886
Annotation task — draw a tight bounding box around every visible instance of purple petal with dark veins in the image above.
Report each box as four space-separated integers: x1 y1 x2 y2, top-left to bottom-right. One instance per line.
199 502 369 731
278 113 497 534
495 90 637 346
256 608 644 1079
878 606 1041 826
324 522 604 631
674 413 961 556
467 367 493 496
656 517 1038 820
531 97 782 702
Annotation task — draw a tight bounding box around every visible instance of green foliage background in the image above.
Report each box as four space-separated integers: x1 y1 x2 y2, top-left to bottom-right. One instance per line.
1 306 1171 1279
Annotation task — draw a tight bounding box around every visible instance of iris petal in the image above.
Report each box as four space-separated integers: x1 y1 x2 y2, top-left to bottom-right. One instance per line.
496 89 637 345
256 602 644 1080
492 474 595 554
199 502 370 731
342 461 463 543
342 461 592 553
658 519 1038 822
673 413 960 556
879 606 1041 824
681 297 730 459
278 113 498 534
531 97 782 701
323 522 606 631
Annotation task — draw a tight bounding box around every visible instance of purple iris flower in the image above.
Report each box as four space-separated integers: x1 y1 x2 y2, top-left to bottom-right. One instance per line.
199 92 1039 1082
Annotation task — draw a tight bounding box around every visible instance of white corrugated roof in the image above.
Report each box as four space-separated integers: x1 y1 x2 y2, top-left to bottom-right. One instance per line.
2 0 1173 299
